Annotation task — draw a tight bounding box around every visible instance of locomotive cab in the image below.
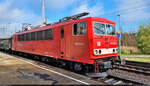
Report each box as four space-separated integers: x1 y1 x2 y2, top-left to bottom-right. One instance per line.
91 18 118 59
87 17 120 75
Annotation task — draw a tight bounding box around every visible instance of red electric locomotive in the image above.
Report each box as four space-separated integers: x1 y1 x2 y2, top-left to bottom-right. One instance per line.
12 13 123 77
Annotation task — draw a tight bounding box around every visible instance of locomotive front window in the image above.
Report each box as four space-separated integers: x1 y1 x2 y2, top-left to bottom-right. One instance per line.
106 24 115 35
93 22 115 35
93 22 105 35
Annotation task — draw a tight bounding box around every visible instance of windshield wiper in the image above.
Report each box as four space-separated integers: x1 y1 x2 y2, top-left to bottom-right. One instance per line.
94 26 105 34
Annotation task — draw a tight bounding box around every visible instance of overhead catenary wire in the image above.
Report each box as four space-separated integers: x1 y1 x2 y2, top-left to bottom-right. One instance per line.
100 2 150 17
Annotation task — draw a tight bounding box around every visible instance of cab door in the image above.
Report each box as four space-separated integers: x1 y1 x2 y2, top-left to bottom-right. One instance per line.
60 27 65 58
69 22 89 60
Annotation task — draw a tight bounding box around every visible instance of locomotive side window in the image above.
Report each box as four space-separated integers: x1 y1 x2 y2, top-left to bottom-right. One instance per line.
18 29 53 41
22 34 24 41
24 34 26 41
25 34 28 41
45 29 53 40
37 31 42 40
36 31 39 40
20 34 23 41
18 35 21 41
26 33 30 41
26 34 28 41
73 24 78 35
31 32 35 40
29 33 31 41
73 22 86 36
61 28 64 38
41 31 44 40
40 31 43 40
25 34 27 41
23 34 25 41
18 34 25 41
24 34 27 41
35 32 37 40
19 35 21 41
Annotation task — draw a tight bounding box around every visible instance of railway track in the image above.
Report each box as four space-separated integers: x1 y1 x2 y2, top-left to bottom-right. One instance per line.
89 60 150 85
1 50 150 85
126 60 150 68
105 61 150 85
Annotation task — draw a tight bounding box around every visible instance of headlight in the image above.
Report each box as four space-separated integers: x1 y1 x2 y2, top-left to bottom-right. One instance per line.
94 49 99 55
99 50 101 54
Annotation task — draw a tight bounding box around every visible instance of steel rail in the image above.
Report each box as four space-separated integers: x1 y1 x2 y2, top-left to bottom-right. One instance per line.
108 71 150 85
126 61 150 68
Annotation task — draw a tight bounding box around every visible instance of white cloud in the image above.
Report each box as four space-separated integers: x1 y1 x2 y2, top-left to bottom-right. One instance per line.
0 0 41 25
0 0 42 37
116 0 150 23
72 1 104 17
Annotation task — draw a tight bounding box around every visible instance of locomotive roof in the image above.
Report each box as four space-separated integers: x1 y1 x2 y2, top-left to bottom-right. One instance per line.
15 17 115 35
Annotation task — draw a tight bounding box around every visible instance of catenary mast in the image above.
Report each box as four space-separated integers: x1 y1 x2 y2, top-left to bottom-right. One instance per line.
42 0 45 25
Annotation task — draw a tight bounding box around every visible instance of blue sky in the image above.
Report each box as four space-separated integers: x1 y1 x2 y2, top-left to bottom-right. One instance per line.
0 0 150 37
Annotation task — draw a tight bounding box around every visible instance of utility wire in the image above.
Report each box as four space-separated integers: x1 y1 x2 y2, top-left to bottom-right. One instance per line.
100 3 150 17
118 5 150 15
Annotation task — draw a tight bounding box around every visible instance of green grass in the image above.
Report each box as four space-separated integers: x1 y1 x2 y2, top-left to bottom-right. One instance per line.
125 57 150 63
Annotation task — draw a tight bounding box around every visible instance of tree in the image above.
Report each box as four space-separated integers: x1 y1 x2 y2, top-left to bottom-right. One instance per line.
121 32 137 47
137 24 150 54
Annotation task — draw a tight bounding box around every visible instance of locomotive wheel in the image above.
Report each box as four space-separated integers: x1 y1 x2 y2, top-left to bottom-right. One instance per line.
41 57 48 62
84 65 89 73
58 61 66 68
74 63 82 72
41 57 46 62
24 53 28 57
34 56 40 60
69 62 74 71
